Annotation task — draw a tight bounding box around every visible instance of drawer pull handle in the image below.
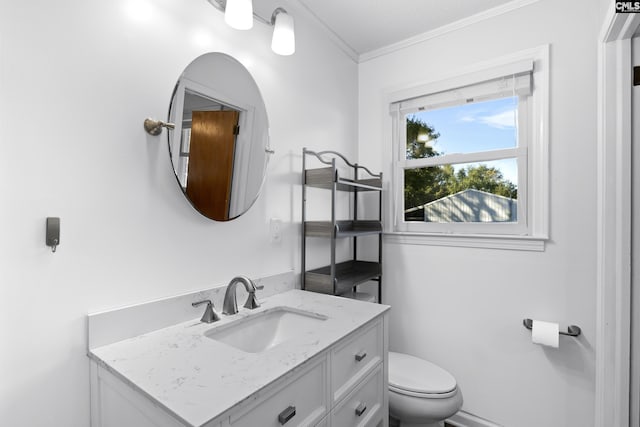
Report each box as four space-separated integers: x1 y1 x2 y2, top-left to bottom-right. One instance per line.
355 402 367 417
278 405 296 425
355 352 367 362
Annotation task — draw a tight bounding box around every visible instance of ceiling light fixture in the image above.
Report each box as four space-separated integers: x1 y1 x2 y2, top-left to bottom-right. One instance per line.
207 0 295 56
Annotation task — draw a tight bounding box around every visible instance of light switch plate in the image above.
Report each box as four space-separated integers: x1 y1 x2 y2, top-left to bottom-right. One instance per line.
269 218 282 243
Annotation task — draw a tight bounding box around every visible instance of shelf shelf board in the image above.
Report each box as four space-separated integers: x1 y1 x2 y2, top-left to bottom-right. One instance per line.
302 148 383 303
305 167 382 192
304 260 382 296
305 220 382 238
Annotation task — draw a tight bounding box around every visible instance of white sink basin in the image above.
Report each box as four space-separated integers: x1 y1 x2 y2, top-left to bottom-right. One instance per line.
204 307 328 353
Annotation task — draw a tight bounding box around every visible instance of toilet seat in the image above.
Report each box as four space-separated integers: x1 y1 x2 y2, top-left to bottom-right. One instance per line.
389 352 458 399
389 384 457 399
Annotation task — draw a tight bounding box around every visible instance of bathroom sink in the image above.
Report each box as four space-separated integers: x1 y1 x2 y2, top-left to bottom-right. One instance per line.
204 307 328 353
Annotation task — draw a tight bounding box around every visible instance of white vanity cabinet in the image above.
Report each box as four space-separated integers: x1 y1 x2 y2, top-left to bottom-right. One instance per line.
331 319 383 405
227 356 329 427
331 364 384 427
230 316 387 427
88 290 389 427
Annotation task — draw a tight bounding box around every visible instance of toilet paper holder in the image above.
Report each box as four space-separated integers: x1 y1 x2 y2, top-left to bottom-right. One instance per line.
522 318 581 337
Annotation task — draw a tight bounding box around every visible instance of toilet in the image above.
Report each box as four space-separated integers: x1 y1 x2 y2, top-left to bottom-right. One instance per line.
388 352 463 427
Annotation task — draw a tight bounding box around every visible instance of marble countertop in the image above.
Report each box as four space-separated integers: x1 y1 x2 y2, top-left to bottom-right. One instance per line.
88 289 389 427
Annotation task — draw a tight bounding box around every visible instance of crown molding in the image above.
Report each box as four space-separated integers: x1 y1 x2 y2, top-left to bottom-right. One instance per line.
293 0 360 62
359 0 542 63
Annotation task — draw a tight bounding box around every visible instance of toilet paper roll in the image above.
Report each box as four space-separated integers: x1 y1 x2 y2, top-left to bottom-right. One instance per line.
531 320 559 348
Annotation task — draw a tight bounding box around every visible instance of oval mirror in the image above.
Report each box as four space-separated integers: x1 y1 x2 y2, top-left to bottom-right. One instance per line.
167 53 270 221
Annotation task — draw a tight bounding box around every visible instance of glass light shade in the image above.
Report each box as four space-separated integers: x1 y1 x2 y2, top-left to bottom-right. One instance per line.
271 11 295 55
224 0 253 30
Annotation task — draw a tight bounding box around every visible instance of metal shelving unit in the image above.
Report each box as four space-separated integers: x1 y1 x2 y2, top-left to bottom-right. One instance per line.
301 148 383 303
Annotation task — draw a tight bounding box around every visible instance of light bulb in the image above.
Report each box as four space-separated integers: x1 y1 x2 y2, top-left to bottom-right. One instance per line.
271 10 295 56
225 0 253 30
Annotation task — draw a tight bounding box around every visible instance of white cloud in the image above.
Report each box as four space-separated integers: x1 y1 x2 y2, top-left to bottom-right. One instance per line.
458 109 516 129
478 110 516 129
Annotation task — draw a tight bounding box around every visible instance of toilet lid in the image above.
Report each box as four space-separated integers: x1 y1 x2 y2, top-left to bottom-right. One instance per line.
388 352 457 395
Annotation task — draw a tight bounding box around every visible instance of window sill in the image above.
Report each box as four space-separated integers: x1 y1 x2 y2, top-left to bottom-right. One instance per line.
383 231 547 251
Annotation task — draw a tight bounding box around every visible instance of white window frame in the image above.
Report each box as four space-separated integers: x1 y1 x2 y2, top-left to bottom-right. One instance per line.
385 46 549 251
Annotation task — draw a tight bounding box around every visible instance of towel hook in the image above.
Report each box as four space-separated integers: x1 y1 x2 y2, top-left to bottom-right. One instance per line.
46 217 60 253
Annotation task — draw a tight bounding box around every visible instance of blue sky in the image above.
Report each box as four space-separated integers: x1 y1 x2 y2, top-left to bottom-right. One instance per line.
408 96 519 185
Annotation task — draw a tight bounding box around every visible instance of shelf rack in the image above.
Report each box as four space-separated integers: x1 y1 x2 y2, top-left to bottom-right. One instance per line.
301 148 383 302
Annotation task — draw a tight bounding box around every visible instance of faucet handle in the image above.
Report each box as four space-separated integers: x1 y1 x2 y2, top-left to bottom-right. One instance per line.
192 299 221 323
243 284 263 310
243 293 260 310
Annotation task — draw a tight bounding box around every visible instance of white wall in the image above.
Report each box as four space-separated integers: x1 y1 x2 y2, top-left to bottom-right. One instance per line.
0 1 357 425
598 0 612 22
358 1 599 426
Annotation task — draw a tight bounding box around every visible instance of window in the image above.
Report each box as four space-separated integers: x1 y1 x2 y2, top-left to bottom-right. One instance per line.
389 48 549 247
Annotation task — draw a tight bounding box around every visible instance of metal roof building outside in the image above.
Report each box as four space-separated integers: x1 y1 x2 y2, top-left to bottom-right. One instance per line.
405 188 517 223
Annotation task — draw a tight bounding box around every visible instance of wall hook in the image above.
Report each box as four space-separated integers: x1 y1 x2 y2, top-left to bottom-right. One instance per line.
46 217 60 253
143 118 175 136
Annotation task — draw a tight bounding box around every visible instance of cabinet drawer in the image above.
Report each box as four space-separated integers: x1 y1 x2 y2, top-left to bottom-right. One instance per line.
331 364 383 427
231 358 328 427
331 318 383 403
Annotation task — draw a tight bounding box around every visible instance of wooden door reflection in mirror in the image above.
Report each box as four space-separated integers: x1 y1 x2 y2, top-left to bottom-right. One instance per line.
186 110 240 221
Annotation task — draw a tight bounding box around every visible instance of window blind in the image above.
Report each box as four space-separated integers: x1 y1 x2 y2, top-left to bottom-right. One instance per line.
391 59 533 115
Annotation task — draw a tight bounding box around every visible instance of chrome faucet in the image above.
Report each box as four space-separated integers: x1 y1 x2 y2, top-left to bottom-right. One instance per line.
192 299 220 323
222 276 263 315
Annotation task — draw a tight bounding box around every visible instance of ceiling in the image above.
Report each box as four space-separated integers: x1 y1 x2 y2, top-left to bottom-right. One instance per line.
295 0 521 56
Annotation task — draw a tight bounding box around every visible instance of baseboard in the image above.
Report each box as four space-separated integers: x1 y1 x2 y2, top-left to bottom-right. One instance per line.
447 410 503 427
